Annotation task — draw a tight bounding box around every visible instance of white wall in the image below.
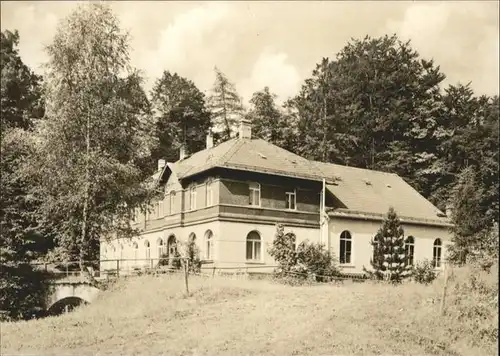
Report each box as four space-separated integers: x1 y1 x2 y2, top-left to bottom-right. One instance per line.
328 217 453 274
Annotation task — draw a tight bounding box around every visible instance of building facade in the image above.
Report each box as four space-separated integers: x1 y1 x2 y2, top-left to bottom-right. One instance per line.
100 120 453 274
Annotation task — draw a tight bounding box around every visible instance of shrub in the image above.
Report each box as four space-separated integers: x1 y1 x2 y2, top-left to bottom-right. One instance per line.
268 224 339 283
411 259 437 284
0 264 51 320
185 238 201 274
295 240 339 282
268 224 297 276
441 264 498 349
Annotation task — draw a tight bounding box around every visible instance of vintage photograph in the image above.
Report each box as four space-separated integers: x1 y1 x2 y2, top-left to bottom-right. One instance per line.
1 1 498 355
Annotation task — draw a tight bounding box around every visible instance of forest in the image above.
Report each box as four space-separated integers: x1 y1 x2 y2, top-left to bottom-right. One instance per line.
1 3 498 319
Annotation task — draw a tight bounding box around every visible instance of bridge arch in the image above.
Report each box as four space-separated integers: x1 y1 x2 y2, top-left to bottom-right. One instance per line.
47 296 88 316
47 281 100 314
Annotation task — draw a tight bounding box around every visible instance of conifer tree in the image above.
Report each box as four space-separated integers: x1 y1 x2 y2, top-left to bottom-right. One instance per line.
207 67 244 142
365 207 410 283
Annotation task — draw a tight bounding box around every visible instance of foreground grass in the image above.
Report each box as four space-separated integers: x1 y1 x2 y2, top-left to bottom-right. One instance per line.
1 267 498 356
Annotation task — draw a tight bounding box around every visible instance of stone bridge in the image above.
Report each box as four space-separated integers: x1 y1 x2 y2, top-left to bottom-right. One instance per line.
46 278 101 315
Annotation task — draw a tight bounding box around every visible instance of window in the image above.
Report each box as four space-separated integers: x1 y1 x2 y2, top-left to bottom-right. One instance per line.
206 182 214 207
405 236 415 266
433 238 442 268
167 235 177 257
339 230 352 264
246 231 262 261
157 238 166 259
285 189 297 210
119 244 124 260
190 187 197 210
205 230 214 260
249 182 261 206
285 232 297 251
145 240 151 260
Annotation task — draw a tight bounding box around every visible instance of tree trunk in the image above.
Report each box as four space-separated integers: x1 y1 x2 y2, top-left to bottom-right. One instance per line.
322 95 327 162
80 109 90 272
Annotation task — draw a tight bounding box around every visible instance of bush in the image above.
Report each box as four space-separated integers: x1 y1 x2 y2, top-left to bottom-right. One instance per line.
267 224 297 275
185 238 201 274
295 241 339 282
411 259 437 284
0 264 51 321
441 264 498 349
268 224 339 283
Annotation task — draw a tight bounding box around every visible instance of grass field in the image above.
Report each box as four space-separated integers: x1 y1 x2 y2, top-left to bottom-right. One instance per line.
1 266 497 356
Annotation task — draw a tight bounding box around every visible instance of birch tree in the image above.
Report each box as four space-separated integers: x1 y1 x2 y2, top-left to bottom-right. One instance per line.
26 3 155 270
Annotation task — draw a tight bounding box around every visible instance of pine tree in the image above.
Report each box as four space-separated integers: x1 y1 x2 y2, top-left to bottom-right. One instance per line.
365 207 410 283
207 67 244 142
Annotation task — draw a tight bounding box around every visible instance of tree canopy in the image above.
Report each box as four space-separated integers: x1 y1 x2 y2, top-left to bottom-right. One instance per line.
24 3 156 268
151 71 211 162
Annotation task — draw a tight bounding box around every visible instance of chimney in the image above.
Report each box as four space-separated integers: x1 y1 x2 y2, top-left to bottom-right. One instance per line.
239 118 252 139
206 131 214 149
179 145 187 160
157 159 166 172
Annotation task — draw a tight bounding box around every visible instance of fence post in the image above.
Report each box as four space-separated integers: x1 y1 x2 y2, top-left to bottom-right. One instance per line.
116 259 120 278
439 260 449 316
212 266 216 278
184 258 190 296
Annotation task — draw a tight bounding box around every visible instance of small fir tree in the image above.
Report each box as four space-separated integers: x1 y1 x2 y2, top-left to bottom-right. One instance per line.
364 207 410 283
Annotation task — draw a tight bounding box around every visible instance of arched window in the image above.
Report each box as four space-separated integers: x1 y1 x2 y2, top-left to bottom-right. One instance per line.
339 230 352 265
205 230 214 260
433 239 442 268
132 242 138 261
157 238 166 260
145 240 151 260
285 232 297 251
405 236 415 266
189 232 196 243
167 235 177 257
246 231 261 261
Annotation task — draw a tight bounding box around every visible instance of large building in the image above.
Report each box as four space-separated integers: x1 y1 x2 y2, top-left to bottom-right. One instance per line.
100 119 453 275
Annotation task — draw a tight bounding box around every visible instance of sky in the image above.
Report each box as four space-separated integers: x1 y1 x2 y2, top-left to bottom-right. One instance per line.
1 1 499 105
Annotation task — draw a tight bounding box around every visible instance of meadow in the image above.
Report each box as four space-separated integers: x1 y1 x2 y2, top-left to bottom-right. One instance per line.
1 265 497 356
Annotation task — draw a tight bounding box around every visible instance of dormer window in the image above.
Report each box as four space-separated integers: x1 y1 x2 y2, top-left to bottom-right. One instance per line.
249 182 261 206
